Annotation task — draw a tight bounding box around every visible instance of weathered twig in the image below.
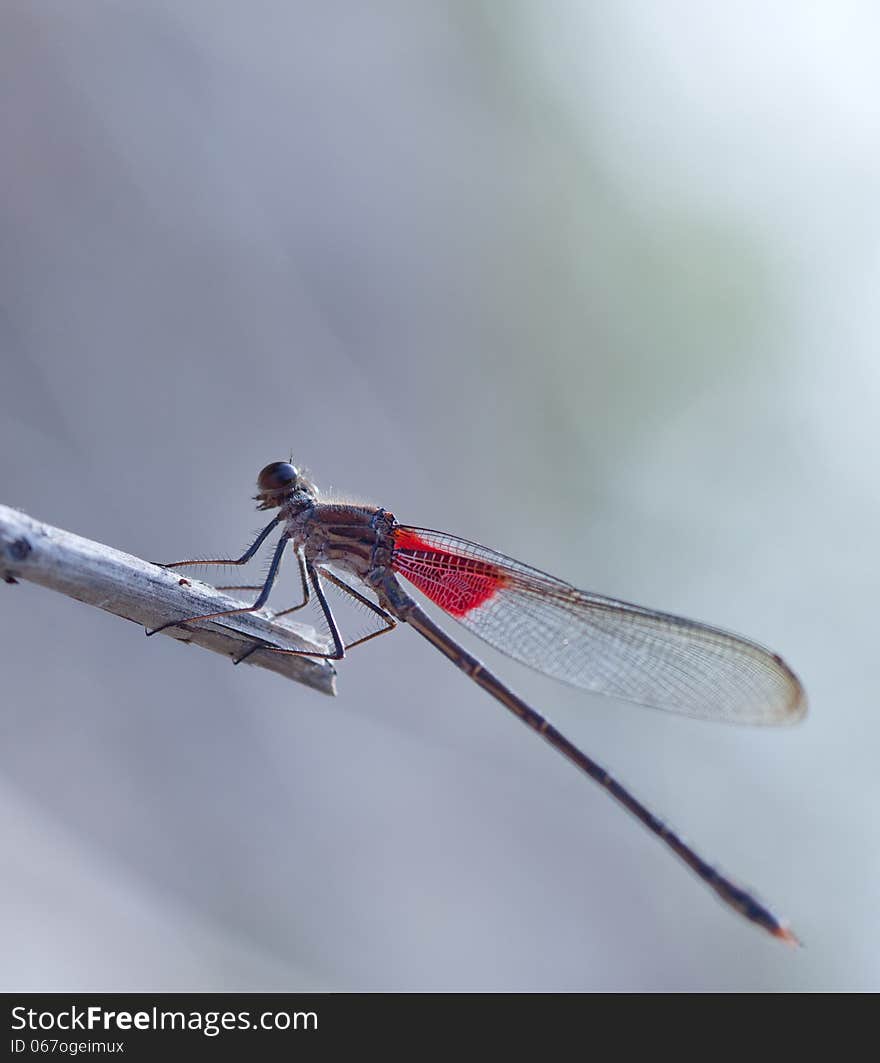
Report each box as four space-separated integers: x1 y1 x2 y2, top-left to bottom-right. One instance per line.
0 504 336 695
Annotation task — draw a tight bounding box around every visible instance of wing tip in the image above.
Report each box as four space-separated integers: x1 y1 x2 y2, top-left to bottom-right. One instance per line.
778 659 808 724
787 688 808 723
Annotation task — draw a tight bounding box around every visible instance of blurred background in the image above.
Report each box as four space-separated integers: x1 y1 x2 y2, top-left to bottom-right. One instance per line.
1 0 877 991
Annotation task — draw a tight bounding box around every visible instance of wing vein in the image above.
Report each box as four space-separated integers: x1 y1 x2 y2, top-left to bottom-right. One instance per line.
392 526 804 724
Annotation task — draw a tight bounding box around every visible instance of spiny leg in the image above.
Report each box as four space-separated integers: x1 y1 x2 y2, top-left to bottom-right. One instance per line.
232 561 343 662
155 515 282 570
146 532 290 638
217 553 310 606
233 564 396 664
319 569 397 650
265 555 311 620
231 555 311 664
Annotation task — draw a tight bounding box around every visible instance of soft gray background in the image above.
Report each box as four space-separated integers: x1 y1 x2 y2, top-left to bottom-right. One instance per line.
1 1 877 991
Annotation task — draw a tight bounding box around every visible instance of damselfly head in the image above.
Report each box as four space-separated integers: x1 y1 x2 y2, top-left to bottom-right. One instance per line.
254 461 315 509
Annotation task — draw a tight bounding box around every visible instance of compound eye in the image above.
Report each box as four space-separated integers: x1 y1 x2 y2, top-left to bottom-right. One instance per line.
257 462 298 492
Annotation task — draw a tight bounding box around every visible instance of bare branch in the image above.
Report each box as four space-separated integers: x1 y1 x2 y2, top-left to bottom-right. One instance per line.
0 504 336 695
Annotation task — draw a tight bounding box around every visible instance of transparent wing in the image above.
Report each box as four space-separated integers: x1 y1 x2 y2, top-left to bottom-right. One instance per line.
391 527 805 724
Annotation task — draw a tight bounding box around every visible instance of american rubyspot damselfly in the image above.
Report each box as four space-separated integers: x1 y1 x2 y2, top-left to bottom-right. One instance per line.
149 461 805 942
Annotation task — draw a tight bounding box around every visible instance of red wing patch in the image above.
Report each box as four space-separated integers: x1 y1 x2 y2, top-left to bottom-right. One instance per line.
392 528 508 618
